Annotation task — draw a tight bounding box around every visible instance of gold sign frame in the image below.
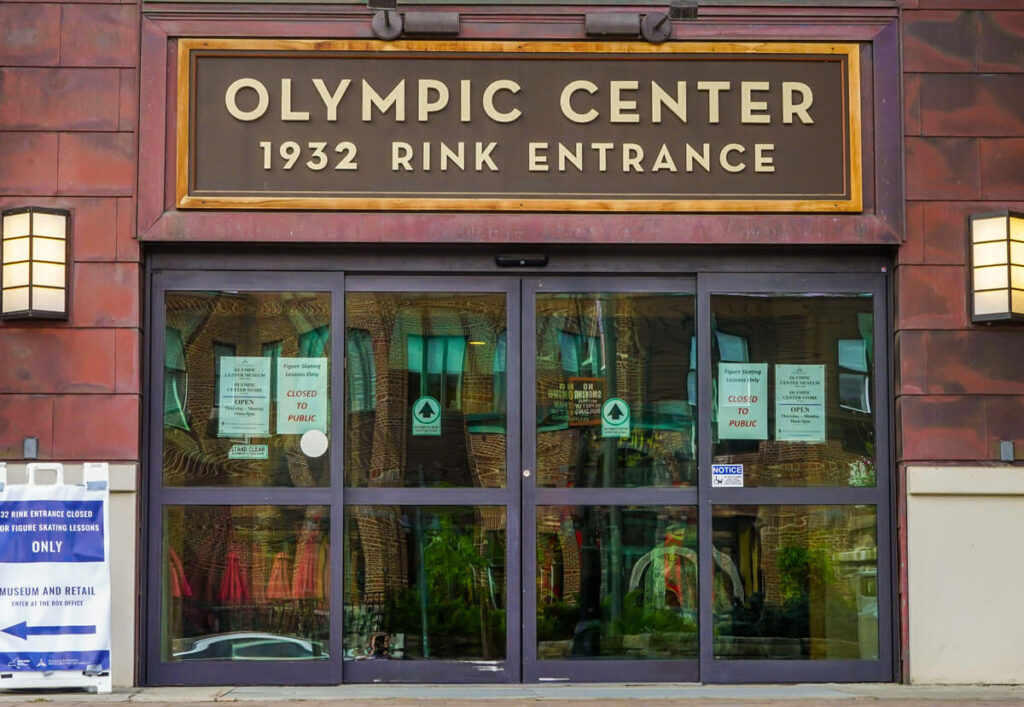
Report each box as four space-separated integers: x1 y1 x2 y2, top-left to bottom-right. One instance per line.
176 39 862 213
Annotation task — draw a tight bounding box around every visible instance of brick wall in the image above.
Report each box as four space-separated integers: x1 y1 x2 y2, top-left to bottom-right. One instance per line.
899 3 1024 677
899 5 1024 467
0 0 140 464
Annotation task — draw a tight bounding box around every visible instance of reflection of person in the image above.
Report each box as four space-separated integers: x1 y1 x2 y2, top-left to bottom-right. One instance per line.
369 632 391 659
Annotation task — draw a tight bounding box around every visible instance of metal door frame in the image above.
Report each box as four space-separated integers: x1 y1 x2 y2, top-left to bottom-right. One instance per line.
142 255 896 686
696 272 894 683
145 270 346 686
341 276 523 683
521 276 701 683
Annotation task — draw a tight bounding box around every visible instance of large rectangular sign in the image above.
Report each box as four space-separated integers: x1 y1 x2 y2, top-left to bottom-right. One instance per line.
177 40 861 212
0 464 111 688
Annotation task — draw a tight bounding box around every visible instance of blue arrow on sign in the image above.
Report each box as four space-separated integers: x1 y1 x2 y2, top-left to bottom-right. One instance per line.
2 622 96 641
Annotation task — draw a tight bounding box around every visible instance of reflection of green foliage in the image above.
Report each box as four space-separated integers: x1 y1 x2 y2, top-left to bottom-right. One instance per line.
383 514 505 659
720 545 865 657
537 595 580 641
384 589 506 656
614 589 697 636
537 590 698 643
778 545 834 600
848 447 876 487
424 515 489 601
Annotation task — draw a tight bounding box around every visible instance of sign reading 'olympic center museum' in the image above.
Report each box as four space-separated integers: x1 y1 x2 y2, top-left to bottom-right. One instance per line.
177 40 861 212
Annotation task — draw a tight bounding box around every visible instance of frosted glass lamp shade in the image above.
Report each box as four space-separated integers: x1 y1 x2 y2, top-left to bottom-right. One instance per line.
1 207 70 320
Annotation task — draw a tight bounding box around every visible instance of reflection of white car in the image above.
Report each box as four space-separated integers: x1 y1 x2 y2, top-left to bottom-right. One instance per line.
173 632 327 661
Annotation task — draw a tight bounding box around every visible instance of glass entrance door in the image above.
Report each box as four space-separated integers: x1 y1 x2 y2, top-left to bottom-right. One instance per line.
148 268 892 685
341 278 521 683
520 275 892 683
697 274 893 683
522 279 700 683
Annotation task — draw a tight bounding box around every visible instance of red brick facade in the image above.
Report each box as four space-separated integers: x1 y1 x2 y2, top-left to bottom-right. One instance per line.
0 0 140 462
2 0 1023 682
898 2 1024 675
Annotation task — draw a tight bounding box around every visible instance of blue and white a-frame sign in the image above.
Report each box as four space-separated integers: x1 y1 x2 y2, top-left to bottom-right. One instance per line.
0 463 112 693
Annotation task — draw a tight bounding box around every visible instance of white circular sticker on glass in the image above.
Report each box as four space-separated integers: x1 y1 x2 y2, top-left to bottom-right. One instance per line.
300 429 329 458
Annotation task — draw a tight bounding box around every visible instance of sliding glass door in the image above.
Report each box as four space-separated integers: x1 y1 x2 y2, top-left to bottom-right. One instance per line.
146 267 893 685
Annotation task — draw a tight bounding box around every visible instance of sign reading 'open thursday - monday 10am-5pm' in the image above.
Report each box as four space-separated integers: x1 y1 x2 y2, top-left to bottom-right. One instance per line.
177 40 862 212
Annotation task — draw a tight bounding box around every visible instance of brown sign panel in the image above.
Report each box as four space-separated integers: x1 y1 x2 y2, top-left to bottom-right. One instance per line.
567 377 605 427
177 39 861 212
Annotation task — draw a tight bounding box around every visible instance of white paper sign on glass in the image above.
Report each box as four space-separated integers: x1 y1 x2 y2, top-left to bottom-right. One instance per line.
718 363 768 440
276 358 328 434
775 364 826 442
218 356 271 437
712 463 744 487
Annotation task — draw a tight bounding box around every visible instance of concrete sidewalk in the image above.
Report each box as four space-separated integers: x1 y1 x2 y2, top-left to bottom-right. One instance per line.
1 684 1024 705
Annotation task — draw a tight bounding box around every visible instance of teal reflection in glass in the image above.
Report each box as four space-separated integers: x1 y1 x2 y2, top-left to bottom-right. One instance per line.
536 293 697 488
537 505 698 660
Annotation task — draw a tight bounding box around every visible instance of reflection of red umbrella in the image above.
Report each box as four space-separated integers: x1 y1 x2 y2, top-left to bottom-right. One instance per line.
169 548 193 599
292 515 325 599
217 550 251 603
266 551 293 600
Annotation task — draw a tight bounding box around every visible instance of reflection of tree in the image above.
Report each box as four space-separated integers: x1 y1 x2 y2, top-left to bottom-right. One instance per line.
715 506 874 659
423 514 498 658
375 510 505 660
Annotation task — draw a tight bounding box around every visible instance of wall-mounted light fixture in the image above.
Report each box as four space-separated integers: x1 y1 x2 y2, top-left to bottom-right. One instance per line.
969 210 1024 323
368 0 460 40
1 206 70 320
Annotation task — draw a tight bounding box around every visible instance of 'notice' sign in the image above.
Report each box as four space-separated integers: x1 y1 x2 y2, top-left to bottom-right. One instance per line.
177 40 861 213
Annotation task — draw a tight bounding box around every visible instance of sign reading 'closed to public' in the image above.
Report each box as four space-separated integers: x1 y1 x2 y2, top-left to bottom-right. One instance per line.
176 40 861 212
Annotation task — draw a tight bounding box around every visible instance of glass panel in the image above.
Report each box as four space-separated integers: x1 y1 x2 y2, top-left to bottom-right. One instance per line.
975 290 1009 316
161 505 329 662
2 211 30 239
343 505 506 661
162 291 331 487
3 237 29 263
536 293 696 488
712 505 878 661
2 287 29 313
537 506 698 660
32 237 65 263
345 292 507 488
974 264 1009 291
971 216 1006 244
31 286 64 313
32 211 67 240
973 241 1008 267
32 262 64 287
3 262 29 288
711 294 876 487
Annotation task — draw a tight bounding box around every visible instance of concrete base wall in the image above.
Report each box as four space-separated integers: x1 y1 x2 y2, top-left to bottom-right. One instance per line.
908 466 1024 684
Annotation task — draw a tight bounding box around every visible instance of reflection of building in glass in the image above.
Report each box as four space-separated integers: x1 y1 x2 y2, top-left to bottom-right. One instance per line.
343 294 509 660
713 505 878 660
535 294 697 488
163 291 332 488
162 292 333 660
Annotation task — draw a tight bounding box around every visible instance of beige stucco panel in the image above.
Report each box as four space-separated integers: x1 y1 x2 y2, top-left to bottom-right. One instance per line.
908 466 1024 684
109 488 137 686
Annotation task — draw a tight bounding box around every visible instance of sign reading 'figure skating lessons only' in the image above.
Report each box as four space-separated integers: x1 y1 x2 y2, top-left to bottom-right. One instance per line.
177 40 861 212
0 463 112 693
